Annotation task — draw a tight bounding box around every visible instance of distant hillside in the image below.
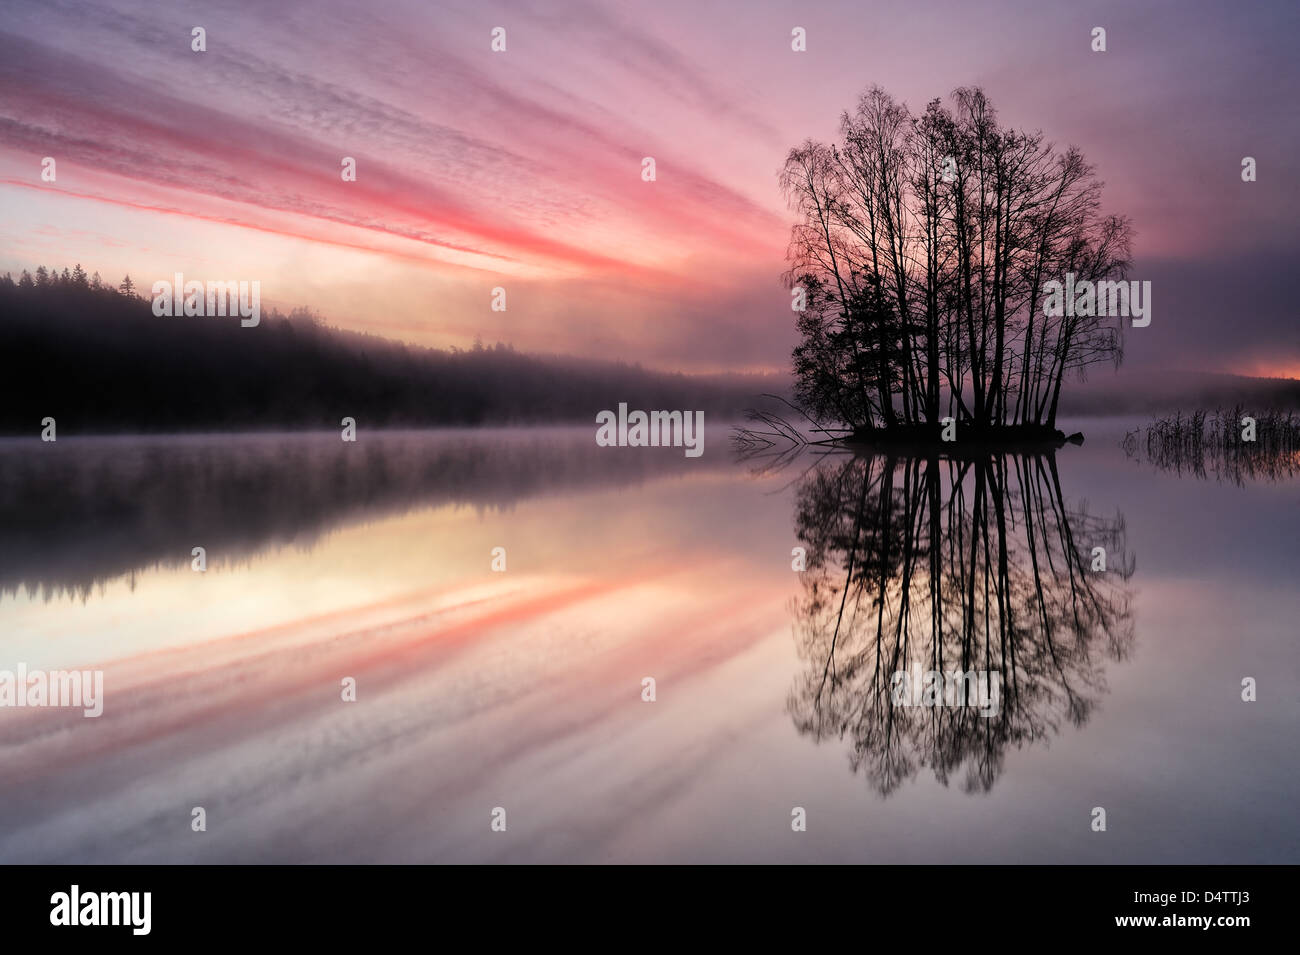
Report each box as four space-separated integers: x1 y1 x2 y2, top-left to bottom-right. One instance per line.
0 269 783 434
1057 367 1300 417
4 268 1291 435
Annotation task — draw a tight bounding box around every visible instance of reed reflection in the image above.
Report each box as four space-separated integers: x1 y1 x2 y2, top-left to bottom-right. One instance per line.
1122 408 1300 484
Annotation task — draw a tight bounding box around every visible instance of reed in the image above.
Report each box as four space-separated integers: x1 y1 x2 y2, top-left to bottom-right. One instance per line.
1123 406 1300 483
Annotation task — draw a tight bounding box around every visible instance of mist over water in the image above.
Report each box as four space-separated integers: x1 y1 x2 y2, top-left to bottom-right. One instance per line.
0 421 1295 863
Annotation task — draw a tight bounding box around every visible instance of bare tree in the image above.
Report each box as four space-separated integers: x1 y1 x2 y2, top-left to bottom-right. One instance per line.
781 86 1133 437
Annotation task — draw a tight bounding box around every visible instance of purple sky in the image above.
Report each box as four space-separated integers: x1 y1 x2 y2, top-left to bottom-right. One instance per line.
0 0 1296 376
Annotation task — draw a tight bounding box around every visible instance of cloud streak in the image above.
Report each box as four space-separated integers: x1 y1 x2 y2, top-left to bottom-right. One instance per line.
0 0 1296 374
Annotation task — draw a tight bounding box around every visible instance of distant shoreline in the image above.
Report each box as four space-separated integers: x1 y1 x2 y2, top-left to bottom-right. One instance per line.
842 423 1081 456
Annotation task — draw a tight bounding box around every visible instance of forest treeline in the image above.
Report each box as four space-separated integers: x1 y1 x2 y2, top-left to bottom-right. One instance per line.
0 267 773 433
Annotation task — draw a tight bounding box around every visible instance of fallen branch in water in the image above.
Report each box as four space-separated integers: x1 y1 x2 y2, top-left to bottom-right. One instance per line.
731 395 849 451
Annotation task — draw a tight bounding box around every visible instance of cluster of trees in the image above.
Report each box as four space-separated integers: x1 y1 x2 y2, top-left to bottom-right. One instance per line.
0 268 768 433
783 86 1133 435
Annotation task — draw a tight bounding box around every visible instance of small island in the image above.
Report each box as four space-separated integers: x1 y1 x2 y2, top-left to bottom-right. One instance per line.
748 84 1134 452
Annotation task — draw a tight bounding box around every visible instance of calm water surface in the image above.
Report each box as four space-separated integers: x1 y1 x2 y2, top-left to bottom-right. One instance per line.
0 421 1295 862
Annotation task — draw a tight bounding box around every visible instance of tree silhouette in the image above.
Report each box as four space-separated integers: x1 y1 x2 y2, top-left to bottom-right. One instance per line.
781 85 1133 438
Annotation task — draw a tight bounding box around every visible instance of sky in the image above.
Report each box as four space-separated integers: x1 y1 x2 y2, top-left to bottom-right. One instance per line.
0 0 1296 376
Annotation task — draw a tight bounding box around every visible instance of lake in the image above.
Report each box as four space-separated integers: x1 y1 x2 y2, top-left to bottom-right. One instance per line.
0 420 1296 862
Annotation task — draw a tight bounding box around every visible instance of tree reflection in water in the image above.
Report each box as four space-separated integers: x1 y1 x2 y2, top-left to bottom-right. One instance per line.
787 452 1135 796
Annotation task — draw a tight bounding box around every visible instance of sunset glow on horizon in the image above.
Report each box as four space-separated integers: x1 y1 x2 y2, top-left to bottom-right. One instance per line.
1 0 1296 375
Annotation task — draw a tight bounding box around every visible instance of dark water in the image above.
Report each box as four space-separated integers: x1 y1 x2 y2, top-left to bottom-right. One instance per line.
0 421 1295 862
